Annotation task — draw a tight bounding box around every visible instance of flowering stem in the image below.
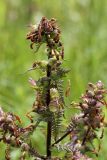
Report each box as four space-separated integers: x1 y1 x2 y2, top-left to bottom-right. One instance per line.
46 61 52 158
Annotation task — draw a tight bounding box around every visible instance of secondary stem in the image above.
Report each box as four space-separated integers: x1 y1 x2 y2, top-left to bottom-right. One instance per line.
51 129 73 147
82 127 91 146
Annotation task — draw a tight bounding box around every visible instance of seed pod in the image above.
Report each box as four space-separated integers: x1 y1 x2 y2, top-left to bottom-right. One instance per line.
65 80 71 97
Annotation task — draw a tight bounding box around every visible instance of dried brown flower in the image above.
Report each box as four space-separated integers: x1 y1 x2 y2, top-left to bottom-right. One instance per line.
27 17 64 59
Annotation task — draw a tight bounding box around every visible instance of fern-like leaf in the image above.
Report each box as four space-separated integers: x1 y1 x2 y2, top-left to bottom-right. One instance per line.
56 80 65 106
52 110 64 141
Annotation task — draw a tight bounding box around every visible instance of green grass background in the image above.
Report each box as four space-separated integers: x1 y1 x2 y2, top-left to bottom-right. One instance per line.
0 0 107 159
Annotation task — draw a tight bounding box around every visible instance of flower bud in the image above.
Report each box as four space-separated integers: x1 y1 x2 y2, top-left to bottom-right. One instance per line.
0 107 4 116
6 115 13 123
48 57 57 66
0 117 5 123
50 88 59 99
86 91 94 98
96 80 104 89
55 50 60 56
88 99 97 106
21 143 30 151
51 49 55 56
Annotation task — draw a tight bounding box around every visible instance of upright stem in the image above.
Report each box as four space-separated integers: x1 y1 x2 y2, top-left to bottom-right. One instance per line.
47 120 52 158
46 60 52 158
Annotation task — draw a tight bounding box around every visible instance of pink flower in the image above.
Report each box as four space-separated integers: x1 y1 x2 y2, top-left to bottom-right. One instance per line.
28 78 36 86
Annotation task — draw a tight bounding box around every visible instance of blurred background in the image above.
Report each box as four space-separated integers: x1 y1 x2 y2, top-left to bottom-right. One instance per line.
0 0 107 159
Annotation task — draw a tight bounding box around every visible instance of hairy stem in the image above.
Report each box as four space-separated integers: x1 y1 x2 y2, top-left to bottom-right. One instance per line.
46 62 52 158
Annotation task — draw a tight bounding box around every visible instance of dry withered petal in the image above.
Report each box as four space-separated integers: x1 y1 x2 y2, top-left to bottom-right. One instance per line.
27 17 64 59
